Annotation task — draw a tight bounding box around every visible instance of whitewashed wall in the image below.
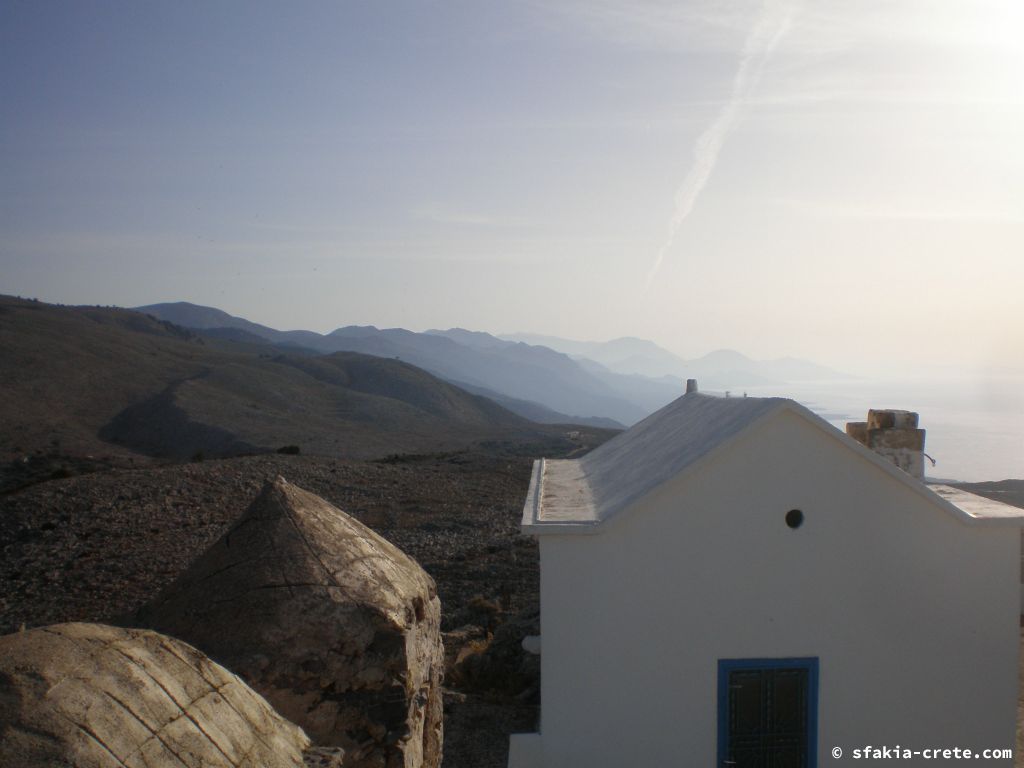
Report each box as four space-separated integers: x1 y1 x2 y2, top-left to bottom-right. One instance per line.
524 410 1018 767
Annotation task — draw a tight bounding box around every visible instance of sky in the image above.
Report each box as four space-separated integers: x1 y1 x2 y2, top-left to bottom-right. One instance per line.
2 0 1022 375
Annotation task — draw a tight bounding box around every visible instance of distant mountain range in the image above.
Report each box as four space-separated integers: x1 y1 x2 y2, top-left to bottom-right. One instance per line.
136 302 850 427
500 333 848 384
138 303 648 425
0 296 597 466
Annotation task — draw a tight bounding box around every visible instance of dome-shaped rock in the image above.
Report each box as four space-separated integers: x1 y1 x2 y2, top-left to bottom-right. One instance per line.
0 622 310 768
133 476 443 768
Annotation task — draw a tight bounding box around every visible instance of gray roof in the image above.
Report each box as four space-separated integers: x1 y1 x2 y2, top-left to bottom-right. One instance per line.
529 393 783 527
522 391 1024 532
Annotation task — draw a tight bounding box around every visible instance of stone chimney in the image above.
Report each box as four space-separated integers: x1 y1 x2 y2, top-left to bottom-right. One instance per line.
686 379 698 394
846 409 926 480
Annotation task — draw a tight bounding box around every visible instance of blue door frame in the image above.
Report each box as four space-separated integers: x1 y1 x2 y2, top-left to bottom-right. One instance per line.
717 657 819 768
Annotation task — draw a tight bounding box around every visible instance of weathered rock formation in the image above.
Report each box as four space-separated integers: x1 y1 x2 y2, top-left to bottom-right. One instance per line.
0 622 310 768
133 476 443 768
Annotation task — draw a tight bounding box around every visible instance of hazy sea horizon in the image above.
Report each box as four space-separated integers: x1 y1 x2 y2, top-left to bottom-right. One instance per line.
736 374 1023 483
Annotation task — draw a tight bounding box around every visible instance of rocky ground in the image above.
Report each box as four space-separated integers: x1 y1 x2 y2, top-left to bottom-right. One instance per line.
0 450 548 768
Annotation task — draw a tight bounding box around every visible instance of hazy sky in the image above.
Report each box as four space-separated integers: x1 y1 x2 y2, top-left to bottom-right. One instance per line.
2 0 1021 373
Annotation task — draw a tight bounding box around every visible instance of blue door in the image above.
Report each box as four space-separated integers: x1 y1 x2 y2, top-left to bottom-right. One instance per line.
717 658 818 768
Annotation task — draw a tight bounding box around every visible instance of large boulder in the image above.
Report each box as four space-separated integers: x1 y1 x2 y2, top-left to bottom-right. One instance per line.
133 476 443 768
0 622 310 768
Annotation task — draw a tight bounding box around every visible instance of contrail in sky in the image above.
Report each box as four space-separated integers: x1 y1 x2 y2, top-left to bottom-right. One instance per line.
646 0 799 286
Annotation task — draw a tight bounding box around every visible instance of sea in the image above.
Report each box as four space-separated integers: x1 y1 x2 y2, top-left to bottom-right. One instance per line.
738 374 1024 483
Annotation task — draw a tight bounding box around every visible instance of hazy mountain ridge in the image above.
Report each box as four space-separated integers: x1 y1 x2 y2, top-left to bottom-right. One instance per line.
446 380 625 430
1 296 599 467
137 303 849 426
499 333 684 379
500 332 849 384
139 303 654 424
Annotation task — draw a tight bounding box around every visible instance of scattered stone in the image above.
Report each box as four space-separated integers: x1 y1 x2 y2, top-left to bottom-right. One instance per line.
448 610 539 701
0 622 309 768
442 624 489 673
133 476 444 768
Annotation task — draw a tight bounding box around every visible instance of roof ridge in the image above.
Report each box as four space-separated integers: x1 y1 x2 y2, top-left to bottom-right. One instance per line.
523 393 1024 534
